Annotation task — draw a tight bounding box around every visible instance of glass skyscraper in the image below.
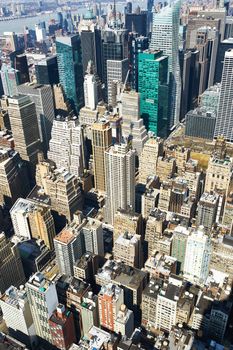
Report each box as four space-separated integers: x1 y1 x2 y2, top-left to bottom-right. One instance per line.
56 35 84 113
150 0 181 129
138 50 169 137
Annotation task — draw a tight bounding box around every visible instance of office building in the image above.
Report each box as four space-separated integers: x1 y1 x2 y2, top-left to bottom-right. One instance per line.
113 209 144 242
107 58 129 106
114 232 142 268
56 35 84 112
11 198 56 249
79 12 102 79
214 49 233 142
0 148 30 207
115 304 134 337
83 60 99 111
183 227 212 285
120 90 148 155
171 225 190 274
49 304 76 350
0 285 36 348
150 0 182 128
144 252 177 280
7 95 41 166
36 160 83 222
35 22 46 42
54 229 83 276
196 192 219 229
128 34 149 91
199 83 221 113
26 272 58 343
101 28 128 99
35 55 59 86
91 119 112 192
156 156 176 183
13 54 30 84
214 38 233 83
139 137 163 184
98 283 124 332
0 232 25 294
82 218 104 257
145 209 167 256
81 291 99 337
105 144 136 225
138 50 169 136
48 115 85 178
205 156 233 195
126 12 147 37
0 65 20 97
17 83 55 152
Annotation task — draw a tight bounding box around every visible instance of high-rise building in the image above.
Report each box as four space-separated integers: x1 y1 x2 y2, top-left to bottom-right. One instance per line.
120 90 148 155
125 12 147 37
35 55 59 86
114 232 142 268
12 54 30 84
113 209 144 243
26 272 58 343
185 108 216 140
91 119 112 192
11 198 56 249
101 28 128 100
79 12 102 80
199 83 221 113
0 148 30 207
196 192 219 229
214 38 233 83
115 304 134 338
128 34 149 91
17 83 55 152
145 209 167 257
171 225 190 274
84 61 99 111
35 22 46 42
0 285 37 349
183 227 212 285
82 218 104 256
98 283 124 332
54 229 83 276
105 144 136 225
49 304 76 350
107 58 129 106
214 49 233 142
150 1 182 128
56 35 84 112
205 156 233 195
0 232 25 294
81 291 99 337
139 137 163 184
36 160 83 222
7 95 41 166
0 65 20 97
48 115 85 178
138 50 169 136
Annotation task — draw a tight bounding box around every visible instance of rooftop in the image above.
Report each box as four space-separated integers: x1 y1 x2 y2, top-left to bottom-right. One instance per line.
54 229 75 245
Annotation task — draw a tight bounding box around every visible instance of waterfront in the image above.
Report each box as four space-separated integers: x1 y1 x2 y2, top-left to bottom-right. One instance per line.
0 1 147 34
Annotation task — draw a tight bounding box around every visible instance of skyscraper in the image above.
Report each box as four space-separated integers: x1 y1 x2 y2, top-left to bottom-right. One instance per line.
83 61 99 111
105 144 136 225
17 82 55 153
91 119 112 192
48 115 85 178
138 50 169 136
183 227 212 285
107 58 129 106
125 12 147 37
0 65 20 97
35 55 59 86
0 232 25 294
82 218 104 256
26 272 58 343
214 49 233 141
54 229 83 276
150 1 182 128
56 35 84 112
7 95 41 167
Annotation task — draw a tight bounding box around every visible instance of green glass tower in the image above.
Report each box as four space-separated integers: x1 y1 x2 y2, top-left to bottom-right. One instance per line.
56 34 84 113
138 49 169 137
